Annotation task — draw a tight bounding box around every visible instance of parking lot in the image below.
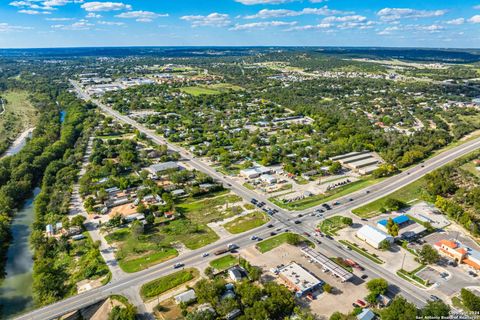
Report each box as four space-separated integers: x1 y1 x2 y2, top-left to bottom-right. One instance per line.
240 243 369 318
416 266 448 285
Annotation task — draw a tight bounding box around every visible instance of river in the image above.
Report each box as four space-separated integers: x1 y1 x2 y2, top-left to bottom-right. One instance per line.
0 188 39 319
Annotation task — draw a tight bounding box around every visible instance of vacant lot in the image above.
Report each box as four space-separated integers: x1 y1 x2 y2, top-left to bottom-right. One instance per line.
0 90 38 154
180 86 221 96
319 216 352 236
209 254 238 271
224 211 269 234
352 178 427 218
177 193 243 225
140 268 198 300
105 229 179 273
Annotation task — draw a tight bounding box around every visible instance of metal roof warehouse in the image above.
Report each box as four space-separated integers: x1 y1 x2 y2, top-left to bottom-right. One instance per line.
301 247 353 282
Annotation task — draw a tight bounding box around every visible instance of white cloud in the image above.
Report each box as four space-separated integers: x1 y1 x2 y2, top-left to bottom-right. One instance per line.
181 13 230 27
46 17 74 20
469 15 480 23
0 22 33 32
98 20 124 25
52 20 93 30
445 18 465 25
81 1 131 12
43 0 83 7
19 9 51 14
377 24 444 35
377 8 447 21
86 12 101 18
244 6 350 19
284 23 331 31
322 15 366 23
116 11 168 22
230 20 296 30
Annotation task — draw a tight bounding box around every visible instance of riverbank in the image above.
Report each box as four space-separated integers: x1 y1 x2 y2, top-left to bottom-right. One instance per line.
2 127 35 158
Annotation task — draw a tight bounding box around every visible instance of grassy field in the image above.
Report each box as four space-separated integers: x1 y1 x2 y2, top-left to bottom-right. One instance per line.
256 232 312 253
119 248 179 273
460 161 480 177
271 178 381 211
180 83 243 96
140 268 198 300
319 216 351 236
223 211 269 234
209 254 238 270
0 90 38 154
180 86 221 96
352 178 427 218
176 193 243 225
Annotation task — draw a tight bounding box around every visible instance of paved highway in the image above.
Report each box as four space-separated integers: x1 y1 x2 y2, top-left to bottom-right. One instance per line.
15 81 480 319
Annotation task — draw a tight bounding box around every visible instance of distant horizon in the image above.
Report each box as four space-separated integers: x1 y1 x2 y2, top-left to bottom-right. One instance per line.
1 45 480 50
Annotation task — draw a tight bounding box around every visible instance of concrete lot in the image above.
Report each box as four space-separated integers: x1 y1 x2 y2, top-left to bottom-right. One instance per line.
240 243 369 318
403 202 450 229
337 225 421 272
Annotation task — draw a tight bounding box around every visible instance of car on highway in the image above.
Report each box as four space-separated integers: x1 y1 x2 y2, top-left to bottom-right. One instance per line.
361 218 368 221
316 240 322 244
93 215 101 219
469 271 478 277
326 235 333 240
251 235 258 240
251 199 258 204
366 190 370 194
173 263 184 269
270 232 277 236
298 214 303 218
202 253 209 258
348 198 354 202
361 274 368 279
294 220 301 224
267 224 274 228
256 237 263 241
430 295 440 302
303 232 310 237
333 201 341 205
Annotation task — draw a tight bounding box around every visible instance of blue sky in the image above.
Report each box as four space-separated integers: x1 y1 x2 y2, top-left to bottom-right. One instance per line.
0 0 479 48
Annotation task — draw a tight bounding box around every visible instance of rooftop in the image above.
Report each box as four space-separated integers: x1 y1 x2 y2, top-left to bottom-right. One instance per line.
278 262 323 293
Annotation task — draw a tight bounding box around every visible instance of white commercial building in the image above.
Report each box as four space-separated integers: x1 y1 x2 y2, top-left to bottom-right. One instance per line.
356 225 393 249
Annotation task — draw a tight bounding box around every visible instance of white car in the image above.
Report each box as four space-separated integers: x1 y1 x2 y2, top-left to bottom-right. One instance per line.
202 252 209 258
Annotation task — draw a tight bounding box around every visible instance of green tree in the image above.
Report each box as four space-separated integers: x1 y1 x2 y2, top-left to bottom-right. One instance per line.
461 288 480 312
421 301 450 318
380 296 418 320
366 278 388 295
323 283 332 293
418 245 440 265
379 239 391 251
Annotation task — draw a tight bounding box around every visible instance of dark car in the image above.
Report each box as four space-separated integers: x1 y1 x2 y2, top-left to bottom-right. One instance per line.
430 295 440 302
326 235 333 240
352 303 360 308
303 232 310 237
361 274 368 279
348 198 354 202
298 214 303 218
316 240 322 244
267 224 274 228
294 220 301 224
173 263 184 269
270 232 277 236
366 190 371 194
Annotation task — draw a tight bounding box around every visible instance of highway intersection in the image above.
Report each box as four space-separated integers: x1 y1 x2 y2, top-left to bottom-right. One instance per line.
15 81 480 319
